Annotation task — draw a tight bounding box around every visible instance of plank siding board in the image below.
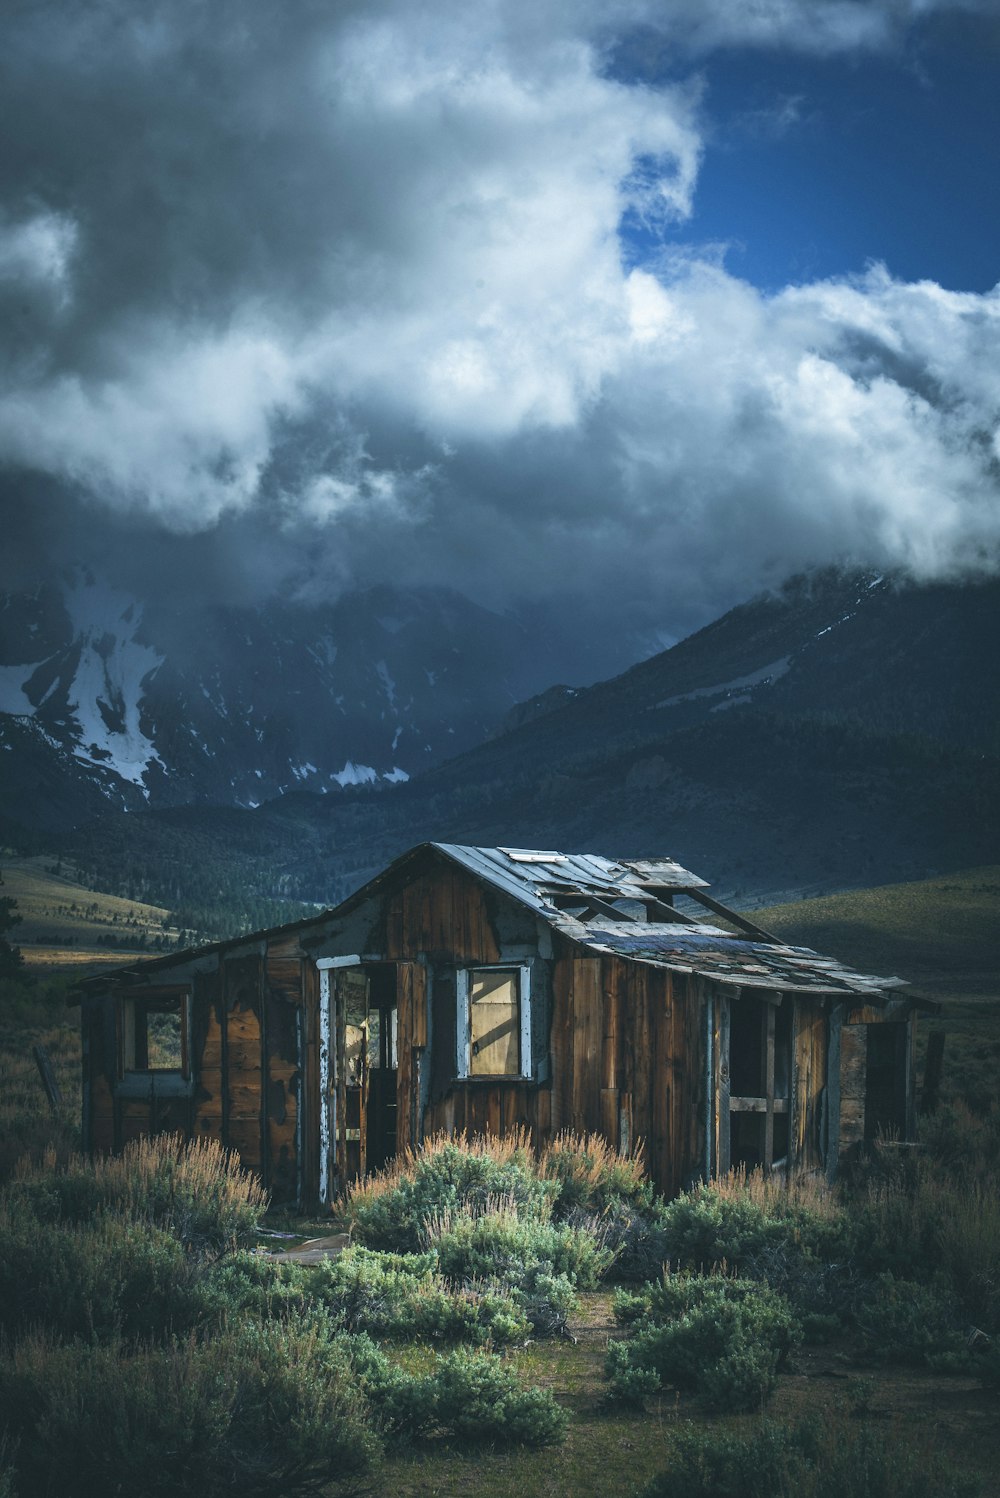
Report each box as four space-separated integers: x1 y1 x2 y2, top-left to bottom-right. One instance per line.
793 999 828 1172
839 1024 867 1153
551 957 573 1133
571 959 601 1134
631 963 653 1180
396 962 422 1155
265 951 301 1201
91 1072 115 1153
225 955 265 1173
717 991 731 1177
301 960 319 1203
651 969 670 1197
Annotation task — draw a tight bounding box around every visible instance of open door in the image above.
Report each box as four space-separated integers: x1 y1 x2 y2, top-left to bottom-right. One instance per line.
331 963 398 1188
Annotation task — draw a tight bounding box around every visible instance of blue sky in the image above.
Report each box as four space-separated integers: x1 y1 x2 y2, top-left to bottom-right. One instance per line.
1 0 999 652
620 13 1000 293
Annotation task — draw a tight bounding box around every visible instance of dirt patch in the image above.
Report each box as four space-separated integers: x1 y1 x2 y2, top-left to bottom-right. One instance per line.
269 1232 351 1264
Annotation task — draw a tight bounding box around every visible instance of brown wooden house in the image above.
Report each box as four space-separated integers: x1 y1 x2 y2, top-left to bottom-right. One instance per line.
74 842 921 1204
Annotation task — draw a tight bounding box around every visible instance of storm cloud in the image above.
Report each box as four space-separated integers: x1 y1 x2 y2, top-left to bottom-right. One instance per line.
1 0 998 649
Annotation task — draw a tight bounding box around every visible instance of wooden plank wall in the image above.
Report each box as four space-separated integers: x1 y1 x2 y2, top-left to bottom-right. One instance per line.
551 953 706 1198
395 959 427 1154
193 967 224 1145
86 947 304 1200
265 937 302 1202
85 1006 116 1153
384 865 502 963
793 997 828 1172
839 1024 867 1155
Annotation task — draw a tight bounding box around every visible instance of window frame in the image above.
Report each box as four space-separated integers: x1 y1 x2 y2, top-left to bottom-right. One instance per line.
455 964 532 1081
117 985 192 1094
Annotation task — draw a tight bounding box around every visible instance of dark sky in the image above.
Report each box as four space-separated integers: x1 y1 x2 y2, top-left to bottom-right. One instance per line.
1 0 998 663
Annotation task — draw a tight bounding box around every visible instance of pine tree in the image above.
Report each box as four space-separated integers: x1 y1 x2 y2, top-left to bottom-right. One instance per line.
0 872 24 976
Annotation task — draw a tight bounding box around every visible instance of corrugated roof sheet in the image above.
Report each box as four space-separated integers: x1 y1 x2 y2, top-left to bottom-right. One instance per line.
433 844 903 997
435 844 706 905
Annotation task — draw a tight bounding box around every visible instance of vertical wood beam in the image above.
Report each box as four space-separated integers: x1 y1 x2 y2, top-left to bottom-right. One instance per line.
764 1003 775 1170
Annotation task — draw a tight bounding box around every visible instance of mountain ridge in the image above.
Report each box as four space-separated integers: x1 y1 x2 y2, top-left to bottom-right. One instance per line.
22 566 996 936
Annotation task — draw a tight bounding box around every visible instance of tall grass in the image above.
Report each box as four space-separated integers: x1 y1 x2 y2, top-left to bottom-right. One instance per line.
10 1133 268 1255
0 1014 80 1178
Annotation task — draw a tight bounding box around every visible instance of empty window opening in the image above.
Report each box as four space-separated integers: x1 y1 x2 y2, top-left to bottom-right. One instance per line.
864 1023 907 1143
121 990 188 1075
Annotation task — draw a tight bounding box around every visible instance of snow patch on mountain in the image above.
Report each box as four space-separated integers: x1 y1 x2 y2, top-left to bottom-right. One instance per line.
0 663 38 715
651 657 791 711
332 761 378 787
63 577 165 792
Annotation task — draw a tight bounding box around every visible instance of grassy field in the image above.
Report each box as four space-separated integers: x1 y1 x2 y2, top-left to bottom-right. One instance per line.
371 1292 998 1498
751 867 1000 1110
1 853 185 967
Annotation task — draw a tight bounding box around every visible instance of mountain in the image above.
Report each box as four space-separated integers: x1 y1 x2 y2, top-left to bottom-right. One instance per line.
46 568 1000 931
0 573 591 832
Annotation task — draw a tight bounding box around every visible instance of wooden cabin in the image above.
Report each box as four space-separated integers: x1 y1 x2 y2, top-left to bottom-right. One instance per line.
74 842 921 1203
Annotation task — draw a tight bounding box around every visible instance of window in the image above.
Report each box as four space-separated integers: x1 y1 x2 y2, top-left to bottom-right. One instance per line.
456 965 531 1079
120 988 189 1076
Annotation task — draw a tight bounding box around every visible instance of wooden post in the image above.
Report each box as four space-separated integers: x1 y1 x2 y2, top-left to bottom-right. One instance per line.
33 1045 62 1114
764 1005 775 1169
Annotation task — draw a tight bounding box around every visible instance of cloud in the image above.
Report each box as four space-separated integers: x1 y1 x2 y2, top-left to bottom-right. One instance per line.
0 0 998 648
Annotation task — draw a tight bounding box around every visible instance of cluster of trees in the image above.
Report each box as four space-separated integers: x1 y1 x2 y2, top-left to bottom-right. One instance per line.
0 873 23 978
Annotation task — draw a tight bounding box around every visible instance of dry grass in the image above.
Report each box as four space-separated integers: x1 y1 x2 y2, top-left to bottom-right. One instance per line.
539 1129 648 1204
345 1127 538 1212
15 1132 269 1216
711 1164 842 1221
0 1017 80 1177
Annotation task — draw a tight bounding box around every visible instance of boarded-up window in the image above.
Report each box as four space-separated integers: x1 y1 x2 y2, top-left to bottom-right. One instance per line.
470 969 520 1076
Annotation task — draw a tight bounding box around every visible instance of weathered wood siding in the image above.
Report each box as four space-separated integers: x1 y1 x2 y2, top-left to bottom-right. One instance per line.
384 863 502 963
793 997 828 1173
550 951 706 1198
85 938 304 1203
839 1023 868 1155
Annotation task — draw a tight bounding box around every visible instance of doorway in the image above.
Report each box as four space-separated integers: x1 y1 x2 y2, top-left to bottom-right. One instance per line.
337 963 398 1182
724 992 792 1172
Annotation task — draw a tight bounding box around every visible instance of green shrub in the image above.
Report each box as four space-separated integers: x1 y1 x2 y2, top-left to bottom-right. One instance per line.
9 1134 267 1256
343 1335 566 1447
595 1199 676 1284
0 1317 377 1497
201 1248 308 1320
307 1246 530 1345
607 1274 801 1412
641 1415 982 1498
347 1136 557 1252
0 1198 204 1342
853 1274 967 1367
426 1203 612 1289
434 1347 567 1446
656 1184 850 1273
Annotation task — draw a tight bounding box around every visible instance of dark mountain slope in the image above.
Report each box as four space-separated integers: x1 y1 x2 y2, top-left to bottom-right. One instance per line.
53 570 1000 931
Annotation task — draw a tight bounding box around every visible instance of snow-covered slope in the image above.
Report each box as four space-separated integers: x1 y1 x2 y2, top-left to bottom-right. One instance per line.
0 572 573 827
